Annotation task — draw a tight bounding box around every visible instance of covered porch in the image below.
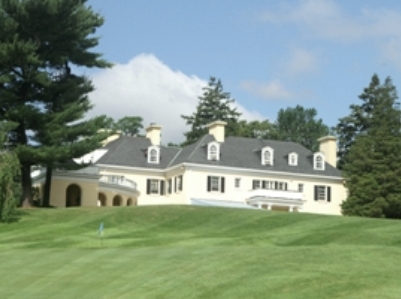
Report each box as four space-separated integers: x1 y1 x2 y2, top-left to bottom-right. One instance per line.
246 189 304 212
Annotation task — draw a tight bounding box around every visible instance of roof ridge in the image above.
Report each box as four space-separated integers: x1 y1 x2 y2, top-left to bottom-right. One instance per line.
187 135 209 161
167 148 183 167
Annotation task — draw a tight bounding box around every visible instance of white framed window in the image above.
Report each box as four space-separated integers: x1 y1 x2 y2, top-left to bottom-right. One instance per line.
235 178 241 188
261 147 274 166
252 180 261 189
314 185 331 202
207 142 220 161
288 152 298 166
148 146 160 164
176 175 183 192
314 153 325 170
150 179 159 194
207 176 225 193
298 183 304 192
147 179 165 195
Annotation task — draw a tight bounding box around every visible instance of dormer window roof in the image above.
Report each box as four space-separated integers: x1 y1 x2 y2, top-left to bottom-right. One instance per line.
288 152 298 166
314 153 325 170
207 142 220 161
261 147 274 166
148 146 160 164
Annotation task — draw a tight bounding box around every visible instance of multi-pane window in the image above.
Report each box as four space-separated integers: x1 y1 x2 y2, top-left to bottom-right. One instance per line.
146 179 165 195
207 176 225 193
298 183 304 192
253 180 287 191
148 147 159 164
314 154 324 170
210 145 217 160
211 176 219 191
314 185 331 202
289 153 298 166
264 150 272 165
176 175 183 192
235 178 241 188
150 179 159 194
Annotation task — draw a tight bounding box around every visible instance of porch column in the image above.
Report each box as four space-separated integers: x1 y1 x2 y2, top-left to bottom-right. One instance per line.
257 202 262 209
289 206 294 212
267 204 271 211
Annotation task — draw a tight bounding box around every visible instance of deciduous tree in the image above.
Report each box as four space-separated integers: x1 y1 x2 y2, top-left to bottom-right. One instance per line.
274 105 330 152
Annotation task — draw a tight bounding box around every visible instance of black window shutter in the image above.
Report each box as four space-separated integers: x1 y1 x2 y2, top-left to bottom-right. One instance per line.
147 179 151 195
168 179 172 194
285 183 288 191
160 180 165 195
314 186 318 201
327 187 331 202
207 176 211 192
180 175 183 191
262 181 266 189
221 177 225 193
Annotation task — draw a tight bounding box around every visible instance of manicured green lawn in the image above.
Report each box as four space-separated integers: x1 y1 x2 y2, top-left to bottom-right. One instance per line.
1 206 401 298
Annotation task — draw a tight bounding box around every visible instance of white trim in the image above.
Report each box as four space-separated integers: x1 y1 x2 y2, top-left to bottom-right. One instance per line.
261 146 274 166
148 146 160 164
288 152 298 166
313 152 325 171
207 141 220 161
96 161 342 181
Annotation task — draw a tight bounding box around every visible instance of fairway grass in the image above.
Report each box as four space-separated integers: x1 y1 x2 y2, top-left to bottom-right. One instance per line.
1 206 401 298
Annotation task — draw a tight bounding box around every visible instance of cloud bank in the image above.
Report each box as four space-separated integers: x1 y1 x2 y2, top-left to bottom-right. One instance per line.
88 54 262 143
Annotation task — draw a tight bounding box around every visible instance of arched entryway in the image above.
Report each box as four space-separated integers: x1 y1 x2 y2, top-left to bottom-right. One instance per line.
127 198 136 206
113 195 122 206
66 184 81 207
98 193 107 207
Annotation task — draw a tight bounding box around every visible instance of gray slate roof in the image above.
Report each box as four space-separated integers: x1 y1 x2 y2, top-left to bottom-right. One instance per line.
96 135 342 177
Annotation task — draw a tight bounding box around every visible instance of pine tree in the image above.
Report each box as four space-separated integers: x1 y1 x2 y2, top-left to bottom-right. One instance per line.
0 0 110 206
181 77 241 145
335 74 383 169
341 75 401 218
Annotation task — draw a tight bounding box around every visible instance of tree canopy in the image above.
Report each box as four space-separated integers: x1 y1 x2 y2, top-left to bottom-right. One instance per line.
340 74 401 218
274 105 330 152
0 0 110 206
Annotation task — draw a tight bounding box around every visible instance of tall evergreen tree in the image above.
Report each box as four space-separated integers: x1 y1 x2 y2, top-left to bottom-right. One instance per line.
335 74 384 169
181 77 241 145
341 75 401 218
0 0 110 206
274 105 330 152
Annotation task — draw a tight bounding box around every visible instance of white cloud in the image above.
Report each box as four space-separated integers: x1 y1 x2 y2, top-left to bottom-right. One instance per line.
260 0 401 69
88 54 262 143
285 48 318 76
240 80 293 100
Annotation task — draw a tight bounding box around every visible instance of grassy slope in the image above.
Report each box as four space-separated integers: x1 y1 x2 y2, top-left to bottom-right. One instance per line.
1 206 401 299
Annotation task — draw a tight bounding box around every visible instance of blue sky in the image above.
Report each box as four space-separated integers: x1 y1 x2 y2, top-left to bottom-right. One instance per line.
85 0 401 143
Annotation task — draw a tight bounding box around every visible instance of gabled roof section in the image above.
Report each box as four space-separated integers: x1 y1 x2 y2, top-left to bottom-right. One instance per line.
97 136 180 169
170 136 341 177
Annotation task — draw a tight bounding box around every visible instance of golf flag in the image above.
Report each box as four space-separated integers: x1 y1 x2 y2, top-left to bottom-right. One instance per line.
98 222 104 237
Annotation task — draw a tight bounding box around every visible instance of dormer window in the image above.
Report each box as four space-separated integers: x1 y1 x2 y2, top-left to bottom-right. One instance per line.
261 147 274 166
148 146 160 164
288 152 298 166
314 153 325 170
208 142 220 161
